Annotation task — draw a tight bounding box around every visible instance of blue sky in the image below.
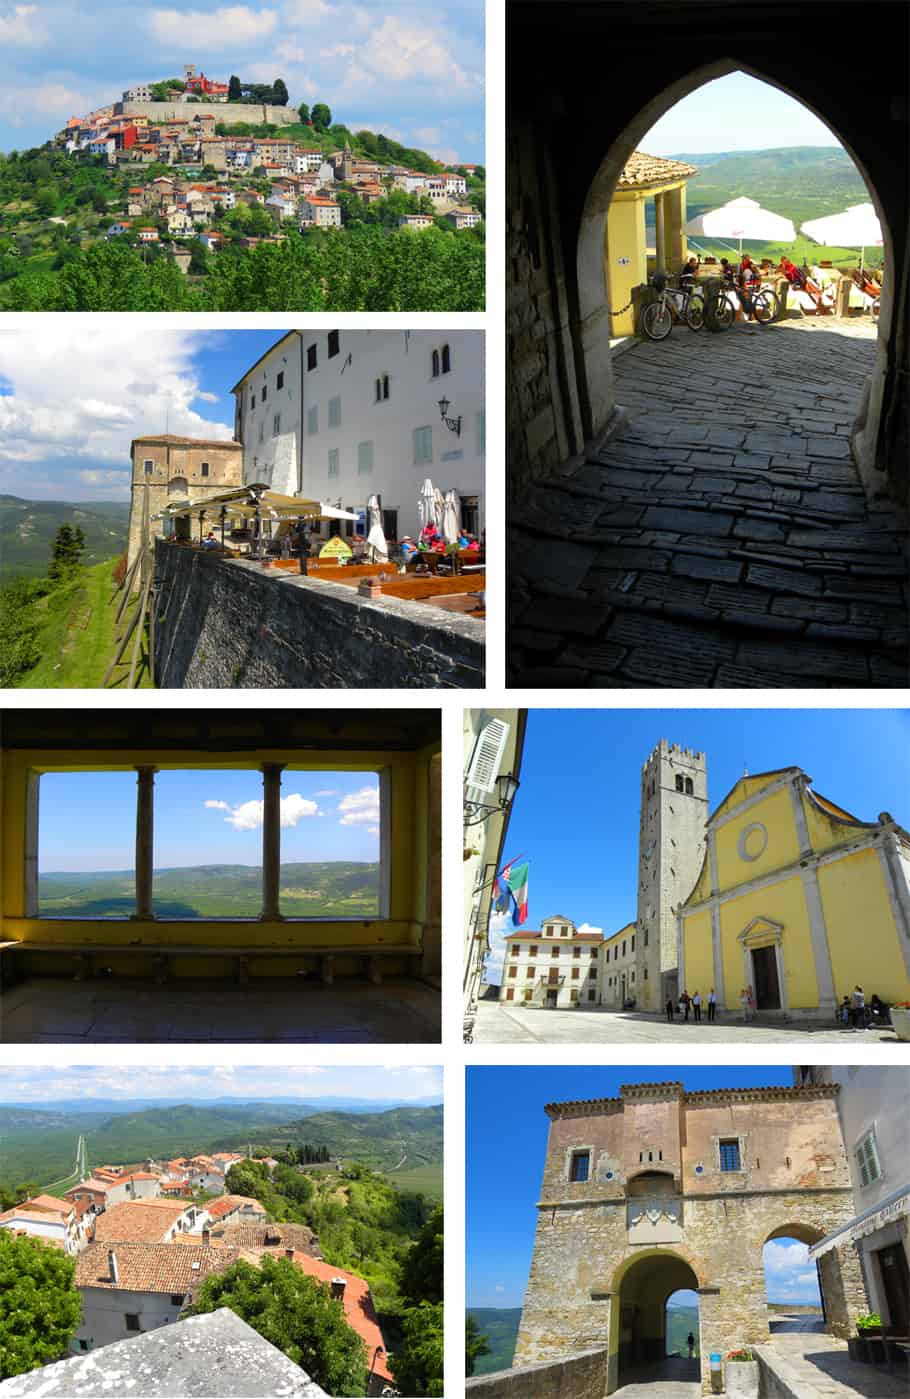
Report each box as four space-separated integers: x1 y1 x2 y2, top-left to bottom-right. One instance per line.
0 329 296 502
467 1066 820 1311
641 73 841 155
486 708 909 980
0 1064 442 1104
38 768 380 871
0 0 483 162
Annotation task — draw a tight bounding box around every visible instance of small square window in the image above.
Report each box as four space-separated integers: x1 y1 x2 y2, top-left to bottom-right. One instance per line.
277 371 284 390
170 1294 184 1306
125 1314 141 1332
719 1139 741 1172
307 344 317 371
200 462 210 477
143 459 154 475
327 330 340 358
569 1150 590 1183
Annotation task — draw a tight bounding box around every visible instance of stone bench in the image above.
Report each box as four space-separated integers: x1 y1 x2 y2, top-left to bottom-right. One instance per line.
0 940 421 988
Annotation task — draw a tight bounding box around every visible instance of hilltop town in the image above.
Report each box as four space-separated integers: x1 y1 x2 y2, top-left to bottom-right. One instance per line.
0 61 484 296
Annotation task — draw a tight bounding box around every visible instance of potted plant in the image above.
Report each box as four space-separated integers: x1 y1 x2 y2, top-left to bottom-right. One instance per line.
724 1348 759 1398
890 1003 910 1041
856 1312 883 1337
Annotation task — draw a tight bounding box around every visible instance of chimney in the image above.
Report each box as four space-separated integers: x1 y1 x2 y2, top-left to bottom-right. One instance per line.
108 1249 119 1285
331 1277 346 1300
285 1247 295 1260
202 1228 211 1247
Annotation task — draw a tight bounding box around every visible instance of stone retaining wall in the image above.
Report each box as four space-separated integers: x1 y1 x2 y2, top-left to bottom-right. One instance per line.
116 101 297 124
466 1349 609 1399
154 543 484 688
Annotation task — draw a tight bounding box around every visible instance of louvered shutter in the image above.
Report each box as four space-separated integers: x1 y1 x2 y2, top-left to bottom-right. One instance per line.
465 717 511 801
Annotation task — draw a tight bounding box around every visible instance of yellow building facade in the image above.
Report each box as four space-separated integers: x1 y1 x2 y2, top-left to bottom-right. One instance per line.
678 768 910 1019
605 151 697 336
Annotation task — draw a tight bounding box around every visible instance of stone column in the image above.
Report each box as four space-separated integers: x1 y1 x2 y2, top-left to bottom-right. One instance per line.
664 184 687 271
260 763 285 921
654 193 666 275
133 766 157 920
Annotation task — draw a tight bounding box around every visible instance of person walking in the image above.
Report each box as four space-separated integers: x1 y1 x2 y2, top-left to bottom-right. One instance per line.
852 985 867 1030
740 986 751 1023
707 988 716 1023
680 989 691 1023
692 990 702 1023
666 996 675 1023
747 985 756 1021
687 1332 696 1360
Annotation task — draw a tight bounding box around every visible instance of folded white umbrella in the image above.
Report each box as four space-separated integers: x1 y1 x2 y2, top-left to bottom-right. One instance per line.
418 478 437 532
685 196 796 259
801 203 882 272
365 493 388 563
442 489 461 546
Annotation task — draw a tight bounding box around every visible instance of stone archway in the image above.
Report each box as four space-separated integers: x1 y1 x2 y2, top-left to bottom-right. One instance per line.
608 1249 704 1391
573 58 896 486
763 1221 865 1339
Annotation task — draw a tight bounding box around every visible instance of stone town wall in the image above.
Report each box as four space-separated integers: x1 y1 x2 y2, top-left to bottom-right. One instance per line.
153 542 485 689
465 1349 609 1399
116 101 298 125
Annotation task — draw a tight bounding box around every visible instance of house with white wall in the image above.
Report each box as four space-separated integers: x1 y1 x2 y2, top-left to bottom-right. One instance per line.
231 329 485 544
0 1194 90 1254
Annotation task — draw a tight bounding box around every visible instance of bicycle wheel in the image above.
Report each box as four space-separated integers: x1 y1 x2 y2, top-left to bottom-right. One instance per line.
641 299 673 341
704 292 734 332
686 294 705 330
752 289 779 324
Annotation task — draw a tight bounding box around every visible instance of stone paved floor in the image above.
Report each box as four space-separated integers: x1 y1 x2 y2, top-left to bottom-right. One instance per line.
510 318 910 687
758 1331 909 1397
614 1357 700 1397
473 1001 902 1044
0 976 441 1043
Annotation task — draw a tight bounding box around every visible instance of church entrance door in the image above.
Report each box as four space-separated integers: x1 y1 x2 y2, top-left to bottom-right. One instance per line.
752 945 780 1010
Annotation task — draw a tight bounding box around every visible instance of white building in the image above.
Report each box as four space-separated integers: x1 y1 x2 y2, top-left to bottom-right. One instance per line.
0 1194 89 1254
123 84 154 102
804 1067 910 1334
500 916 602 1010
600 921 639 1007
301 196 341 227
445 207 482 229
231 329 485 544
294 149 324 173
72 1242 234 1352
444 173 468 195
399 214 434 230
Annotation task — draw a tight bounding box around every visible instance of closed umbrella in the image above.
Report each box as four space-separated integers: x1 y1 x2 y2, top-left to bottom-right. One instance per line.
442 489 461 545
418 478 437 532
685 196 796 260
801 203 882 272
365 493 388 563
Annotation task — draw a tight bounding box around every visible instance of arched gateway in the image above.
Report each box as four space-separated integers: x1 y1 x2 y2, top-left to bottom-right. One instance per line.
513 1081 866 1393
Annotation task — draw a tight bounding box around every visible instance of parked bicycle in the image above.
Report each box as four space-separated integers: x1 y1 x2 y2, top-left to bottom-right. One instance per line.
640 271 705 341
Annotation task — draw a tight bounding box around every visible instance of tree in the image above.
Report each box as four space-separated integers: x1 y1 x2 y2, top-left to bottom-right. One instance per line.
272 78 289 107
297 102 310 124
186 1257 367 1396
465 1315 491 1376
390 1302 443 1397
48 523 84 580
187 238 210 275
311 103 332 132
0 1233 82 1378
400 1205 443 1304
228 74 242 102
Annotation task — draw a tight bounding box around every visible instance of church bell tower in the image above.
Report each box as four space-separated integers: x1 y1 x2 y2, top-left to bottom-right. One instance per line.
636 740 708 1009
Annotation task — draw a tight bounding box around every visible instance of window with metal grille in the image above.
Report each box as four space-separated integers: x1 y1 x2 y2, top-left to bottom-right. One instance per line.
719 1139 741 1171
570 1150 590 1182
855 1130 882 1188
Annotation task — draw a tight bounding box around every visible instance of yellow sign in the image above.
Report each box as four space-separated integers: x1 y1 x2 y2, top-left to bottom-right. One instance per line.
319 534 353 559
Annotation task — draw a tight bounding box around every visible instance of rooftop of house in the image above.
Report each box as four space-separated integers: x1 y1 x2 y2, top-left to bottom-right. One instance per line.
93 1200 193 1244
0 1194 74 1223
65 1178 113 1196
617 149 699 188
131 433 242 450
206 1195 264 1220
0 1308 328 1397
291 1253 392 1381
74 1240 239 1293
211 1221 321 1255
504 930 602 942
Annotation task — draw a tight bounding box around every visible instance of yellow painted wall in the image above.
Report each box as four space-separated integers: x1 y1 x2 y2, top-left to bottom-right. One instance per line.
819 848 910 1002
714 785 800 892
605 195 646 336
717 876 818 1007
711 772 787 824
682 908 713 995
688 854 712 905
1 744 439 972
803 793 871 857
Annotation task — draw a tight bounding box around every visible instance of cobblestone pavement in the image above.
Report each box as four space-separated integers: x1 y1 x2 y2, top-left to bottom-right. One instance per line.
473 1001 902 1044
510 318 910 687
758 1331 909 1397
614 1361 700 1398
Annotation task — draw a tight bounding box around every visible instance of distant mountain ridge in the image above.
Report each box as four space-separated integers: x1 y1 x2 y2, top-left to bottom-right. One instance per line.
667 145 869 233
0 493 128 583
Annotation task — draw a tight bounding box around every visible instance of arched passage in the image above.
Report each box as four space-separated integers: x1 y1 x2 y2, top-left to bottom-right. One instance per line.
763 1223 826 1333
761 1220 863 1339
610 1249 702 1387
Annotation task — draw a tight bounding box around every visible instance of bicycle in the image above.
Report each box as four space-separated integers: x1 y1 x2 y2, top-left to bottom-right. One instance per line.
704 273 779 331
640 273 705 341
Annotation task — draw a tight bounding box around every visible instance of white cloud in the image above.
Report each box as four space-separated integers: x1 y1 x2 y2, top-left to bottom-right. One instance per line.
0 4 45 45
0 81 97 127
314 789 338 797
196 391 219 404
338 785 380 827
148 5 278 47
577 922 604 938
204 792 319 830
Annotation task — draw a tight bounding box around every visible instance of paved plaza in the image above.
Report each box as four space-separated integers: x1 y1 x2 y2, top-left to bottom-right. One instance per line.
473 1000 903 1044
758 1329 909 1398
509 317 910 687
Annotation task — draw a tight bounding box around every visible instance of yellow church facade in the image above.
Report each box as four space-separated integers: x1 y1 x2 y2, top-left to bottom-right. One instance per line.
678 767 910 1018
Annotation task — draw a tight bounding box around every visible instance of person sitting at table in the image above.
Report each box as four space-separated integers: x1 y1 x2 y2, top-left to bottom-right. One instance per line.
418 523 439 551
201 531 219 550
678 255 700 286
399 535 417 560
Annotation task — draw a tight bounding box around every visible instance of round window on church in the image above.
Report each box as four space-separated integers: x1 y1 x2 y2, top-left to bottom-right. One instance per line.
737 822 768 862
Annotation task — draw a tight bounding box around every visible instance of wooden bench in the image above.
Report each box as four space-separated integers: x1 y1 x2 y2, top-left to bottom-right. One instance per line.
0 940 421 988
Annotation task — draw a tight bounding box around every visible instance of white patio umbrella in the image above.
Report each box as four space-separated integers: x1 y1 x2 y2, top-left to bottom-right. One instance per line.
685 196 796 259
442 489 461 546
800 203 882 272
418 478 438 533
365 493 388 563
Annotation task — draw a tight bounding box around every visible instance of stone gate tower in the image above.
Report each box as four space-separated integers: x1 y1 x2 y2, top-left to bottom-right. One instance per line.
636 741 708 1008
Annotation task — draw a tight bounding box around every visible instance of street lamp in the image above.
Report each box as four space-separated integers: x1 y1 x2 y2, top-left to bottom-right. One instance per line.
437 395 461 436
463 772 520 826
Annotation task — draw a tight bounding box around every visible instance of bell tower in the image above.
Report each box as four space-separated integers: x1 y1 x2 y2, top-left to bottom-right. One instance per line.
636 740 708 1009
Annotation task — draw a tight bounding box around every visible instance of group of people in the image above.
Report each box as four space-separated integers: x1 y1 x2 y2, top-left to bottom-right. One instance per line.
839 985 889 1030
399 523 481 558
666 989 718 1023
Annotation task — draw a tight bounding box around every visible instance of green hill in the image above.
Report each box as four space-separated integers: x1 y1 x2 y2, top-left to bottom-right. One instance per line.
221 1104 444 1175
467 1308 522 1374
38 861 380 918
666 1304 700 1356
0 494 128 583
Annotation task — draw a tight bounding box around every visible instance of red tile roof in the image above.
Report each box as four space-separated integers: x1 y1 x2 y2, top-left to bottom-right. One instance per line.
74 1241 238 1294
504 930 603 942
93 1201 192 1244
206 1195 263 1221
292 1253 392 1381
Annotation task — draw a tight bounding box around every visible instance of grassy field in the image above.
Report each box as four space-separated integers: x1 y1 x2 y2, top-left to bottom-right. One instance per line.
383 1161 444 1200
0 494 129 583
16 557 152 689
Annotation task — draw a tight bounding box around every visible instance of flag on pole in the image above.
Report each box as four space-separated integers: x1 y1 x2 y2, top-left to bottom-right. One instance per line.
493 872 510 915
505 861 529 926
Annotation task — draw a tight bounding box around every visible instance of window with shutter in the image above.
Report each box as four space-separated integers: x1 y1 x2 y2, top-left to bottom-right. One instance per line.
464 717 510 796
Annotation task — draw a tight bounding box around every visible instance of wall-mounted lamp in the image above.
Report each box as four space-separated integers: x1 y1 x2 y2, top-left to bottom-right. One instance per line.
438 395 461 436
463 773 520 825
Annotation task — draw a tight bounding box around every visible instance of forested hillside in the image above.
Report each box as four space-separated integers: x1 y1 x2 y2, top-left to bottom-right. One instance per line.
0 495 128 583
